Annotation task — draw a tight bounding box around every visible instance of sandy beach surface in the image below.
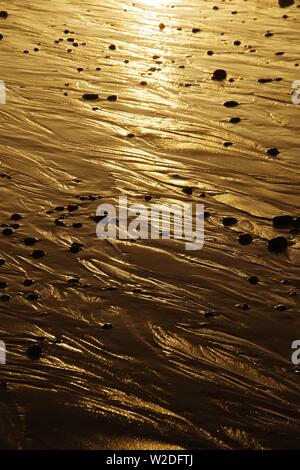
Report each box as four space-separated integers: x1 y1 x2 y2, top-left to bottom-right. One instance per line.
0 0 300 450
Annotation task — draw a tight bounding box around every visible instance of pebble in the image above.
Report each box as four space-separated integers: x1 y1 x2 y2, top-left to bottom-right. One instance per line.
268 236 288 253
223 217 238 227
0 294 11 301
23 279 34 287
279 0 294 6
235 303 250 310
182 187 194 196
26 344 43 360
203 311 215 318
54 218 65 226
212 69 227 81
0 11 8 18
73 222 83 229
31 249 46 259
69 242 84 254
109 44 116 50
23 237 38 246
82 93 99 101
192 28 201 33
224 101 239 107
272 215 293 229
10 213 22 221
101 323 113 330
0 281 7 288
247 276 259 285
2 228 14 236
267 147 280 157
238 233 253 245
27 292 39 301
275 304 288 311
107 95 118 101
67 204 78 212
159 23 166 30
229 117 241 124
0 259 5 266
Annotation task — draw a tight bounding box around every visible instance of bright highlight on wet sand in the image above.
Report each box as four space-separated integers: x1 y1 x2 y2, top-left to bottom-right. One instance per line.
0 0 300 452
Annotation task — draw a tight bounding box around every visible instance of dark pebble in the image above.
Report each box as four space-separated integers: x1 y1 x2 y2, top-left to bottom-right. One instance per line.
0 259 5 266
10 213 22 221
73 222 83 229
192 28 201 33
69 243 84 254
203 311 215 318
247 276 259 285
67 278 80 285
279 0 294 6
27 292 39 301
144 195 152 202
107 95 118 101
2 228 14 236
235 303 250 310
258 78 273 83
82 93 99 101
0 11 8 18
0 281 7 288
223 217 238 227
109 44 116 50
212 69 227 81
10 224 20 229
101 323 113 330
272 215 293 229
275 304 288 311
23 279 34 287
23 237 38 246
224 101 239 107
67 204 78 212
31 250 46 259
26 344 43 360
229 117 241 124
238 233 253 245
0 294 11 301
182 187 194 196
267 147 280 157
268 236 288 253
54 218 65 226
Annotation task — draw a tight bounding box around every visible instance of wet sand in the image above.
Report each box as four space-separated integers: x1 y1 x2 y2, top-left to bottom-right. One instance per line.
0 0 300 450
